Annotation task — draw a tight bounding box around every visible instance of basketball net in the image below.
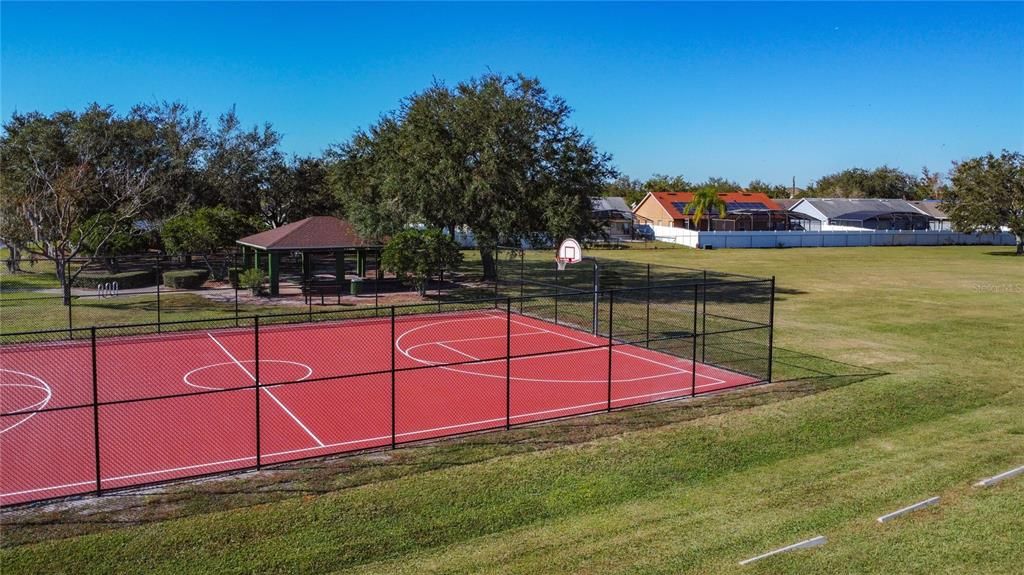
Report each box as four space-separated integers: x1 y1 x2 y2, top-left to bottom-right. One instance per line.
555 257 569 271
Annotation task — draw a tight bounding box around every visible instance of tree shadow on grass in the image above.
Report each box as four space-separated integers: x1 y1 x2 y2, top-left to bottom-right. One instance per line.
984 250 1022 257
0 346 884 547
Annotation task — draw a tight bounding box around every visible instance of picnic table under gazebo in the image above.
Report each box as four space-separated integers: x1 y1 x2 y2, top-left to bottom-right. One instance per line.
236 216 383 296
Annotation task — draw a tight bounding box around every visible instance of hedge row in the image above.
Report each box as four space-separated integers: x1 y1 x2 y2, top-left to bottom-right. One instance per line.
163 269 210 290
71 270 156 290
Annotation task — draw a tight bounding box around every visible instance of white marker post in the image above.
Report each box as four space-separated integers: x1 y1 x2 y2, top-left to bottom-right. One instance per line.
974 464 1024 488
739 535 827 566
876 496 940 523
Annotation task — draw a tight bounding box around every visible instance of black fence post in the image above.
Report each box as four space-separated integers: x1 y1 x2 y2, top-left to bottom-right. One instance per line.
374 272 380 315
233 254 240 328
519 251 525 315
391 306 397 449
645 265 651 349
553 263 559 325
493 248 499 309
156 265 162 333
767 277 776 383
255 316 261 469
701 282 707 363
607 290 614 412
506 297 512 430
67 261 73 339
691 284 698 397
91 327 101 495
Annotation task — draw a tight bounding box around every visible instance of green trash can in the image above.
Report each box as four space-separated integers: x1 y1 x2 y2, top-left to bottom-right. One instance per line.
350 277 362 296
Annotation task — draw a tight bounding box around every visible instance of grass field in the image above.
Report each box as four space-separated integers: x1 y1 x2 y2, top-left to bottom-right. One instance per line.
2 245 1022 574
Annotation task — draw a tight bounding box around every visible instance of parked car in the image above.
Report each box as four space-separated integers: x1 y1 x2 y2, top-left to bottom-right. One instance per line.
634 224 655 240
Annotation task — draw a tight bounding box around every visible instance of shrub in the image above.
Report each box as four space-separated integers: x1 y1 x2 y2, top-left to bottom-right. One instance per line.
163 269 210 290
238 268 265 295
71 270 156 290
227 267 242 289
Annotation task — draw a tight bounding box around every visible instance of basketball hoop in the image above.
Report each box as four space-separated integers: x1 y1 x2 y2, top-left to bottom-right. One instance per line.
556 238 582 271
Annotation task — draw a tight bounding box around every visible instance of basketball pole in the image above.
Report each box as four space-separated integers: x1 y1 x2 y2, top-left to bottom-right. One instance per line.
582 256 600 335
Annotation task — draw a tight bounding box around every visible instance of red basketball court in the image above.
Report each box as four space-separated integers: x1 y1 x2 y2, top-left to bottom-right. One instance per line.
0 309 756 505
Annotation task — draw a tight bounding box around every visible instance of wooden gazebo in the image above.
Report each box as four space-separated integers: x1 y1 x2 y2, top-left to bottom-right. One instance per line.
236 216 382 296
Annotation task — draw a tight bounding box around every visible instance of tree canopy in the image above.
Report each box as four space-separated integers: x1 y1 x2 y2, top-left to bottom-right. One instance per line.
380 229 463 295
808 166 923 200
944 151 1024 255
327 73 617 277
0 106 161 298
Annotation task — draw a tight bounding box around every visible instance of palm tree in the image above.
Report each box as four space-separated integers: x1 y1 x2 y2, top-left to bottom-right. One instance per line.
685 187 728 230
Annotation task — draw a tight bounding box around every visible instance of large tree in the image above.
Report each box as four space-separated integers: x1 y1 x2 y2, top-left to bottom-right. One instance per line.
809 166 922 200
945 151 1024 255
264 156 339 228
0 106 160 302
204 107 284 225
747 179 789 198
642 174 692 194
328 73 616 278
129 101 213 217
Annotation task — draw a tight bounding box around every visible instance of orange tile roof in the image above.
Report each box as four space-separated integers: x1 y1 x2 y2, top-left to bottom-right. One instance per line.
649 191 780 219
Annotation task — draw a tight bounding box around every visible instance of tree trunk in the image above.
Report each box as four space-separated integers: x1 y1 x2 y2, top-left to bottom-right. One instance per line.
55 258 72 306
1016 236 1023 255
480 248 496 281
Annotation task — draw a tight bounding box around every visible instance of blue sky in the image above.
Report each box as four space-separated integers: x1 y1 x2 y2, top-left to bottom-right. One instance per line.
2 2 1022 186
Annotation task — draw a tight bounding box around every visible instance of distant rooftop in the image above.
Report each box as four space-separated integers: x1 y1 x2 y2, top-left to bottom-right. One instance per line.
797 198 926 219
909 200 950 220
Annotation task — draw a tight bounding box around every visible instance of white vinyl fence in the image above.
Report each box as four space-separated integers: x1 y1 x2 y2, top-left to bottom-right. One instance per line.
649 225 1016 249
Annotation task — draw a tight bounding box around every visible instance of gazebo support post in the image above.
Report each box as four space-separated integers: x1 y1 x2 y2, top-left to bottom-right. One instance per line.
268 252 281 296
333 250 344 281
356 249 366 277
301 253 312 286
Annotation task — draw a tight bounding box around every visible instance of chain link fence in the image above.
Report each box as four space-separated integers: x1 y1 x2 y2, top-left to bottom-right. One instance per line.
1 260 774 506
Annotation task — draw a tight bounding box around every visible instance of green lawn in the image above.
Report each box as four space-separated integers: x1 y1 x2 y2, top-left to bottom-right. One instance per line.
2 245 1023 574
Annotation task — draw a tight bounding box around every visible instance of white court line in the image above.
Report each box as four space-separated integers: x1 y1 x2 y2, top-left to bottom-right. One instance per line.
436 342 480 362
0 377 737 500
206 333 325 447
401 329 552 356
394 314 724 385
497 312 729 385
0 369 53 434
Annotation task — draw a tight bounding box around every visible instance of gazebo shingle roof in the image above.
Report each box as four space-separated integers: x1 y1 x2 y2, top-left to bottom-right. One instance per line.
236 216 377 250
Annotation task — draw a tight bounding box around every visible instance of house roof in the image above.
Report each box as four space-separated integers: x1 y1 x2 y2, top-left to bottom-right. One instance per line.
909 200 950 220
774 198 801 210
591 196 634 220
830 210 931 222
645 191 781 220
591 196 632 214
236 216 378 251
796 198 928 220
